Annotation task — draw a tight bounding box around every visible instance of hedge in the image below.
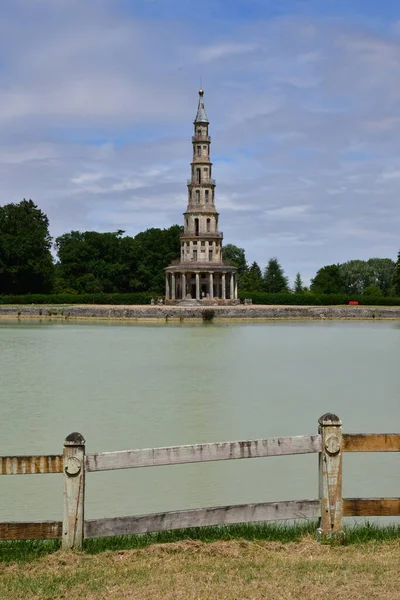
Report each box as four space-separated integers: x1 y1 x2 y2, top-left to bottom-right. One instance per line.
0 293 156 305
238 292 400 306
0 291 399 306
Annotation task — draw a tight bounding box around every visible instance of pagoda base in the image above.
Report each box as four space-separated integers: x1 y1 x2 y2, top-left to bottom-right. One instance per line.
165 262 238 303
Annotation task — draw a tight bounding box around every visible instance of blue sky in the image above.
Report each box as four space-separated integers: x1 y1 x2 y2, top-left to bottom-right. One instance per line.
1 0 400 283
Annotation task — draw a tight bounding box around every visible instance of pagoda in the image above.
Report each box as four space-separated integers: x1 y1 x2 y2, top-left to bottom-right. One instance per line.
165 90 237 303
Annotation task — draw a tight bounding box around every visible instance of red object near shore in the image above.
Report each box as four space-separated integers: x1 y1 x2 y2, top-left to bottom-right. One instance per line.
349 301 359 305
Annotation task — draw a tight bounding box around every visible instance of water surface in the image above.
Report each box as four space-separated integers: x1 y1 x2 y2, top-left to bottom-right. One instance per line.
1 320 399 522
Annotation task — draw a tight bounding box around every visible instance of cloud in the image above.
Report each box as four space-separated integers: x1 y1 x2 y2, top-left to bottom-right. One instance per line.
266 205 311 217
197 42 258 62
0 1 399 285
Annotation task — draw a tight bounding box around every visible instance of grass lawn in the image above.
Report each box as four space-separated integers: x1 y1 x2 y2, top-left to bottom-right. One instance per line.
1 523 400 599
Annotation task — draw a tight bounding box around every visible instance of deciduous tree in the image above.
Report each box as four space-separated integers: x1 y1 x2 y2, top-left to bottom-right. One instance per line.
0 199 54 294
310 264 344 294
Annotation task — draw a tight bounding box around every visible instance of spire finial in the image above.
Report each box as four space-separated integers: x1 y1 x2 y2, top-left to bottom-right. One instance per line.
194 87 208 123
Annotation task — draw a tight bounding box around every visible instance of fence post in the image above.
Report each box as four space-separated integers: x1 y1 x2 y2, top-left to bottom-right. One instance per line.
317 413 343 539
62 432 85 550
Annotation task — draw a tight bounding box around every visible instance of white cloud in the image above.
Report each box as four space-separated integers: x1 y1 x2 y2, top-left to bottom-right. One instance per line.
0 4 399 285
266 205 311 216
197 42 258 62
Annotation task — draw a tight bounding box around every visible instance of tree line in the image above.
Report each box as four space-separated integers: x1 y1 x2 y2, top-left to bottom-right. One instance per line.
1 199 400 297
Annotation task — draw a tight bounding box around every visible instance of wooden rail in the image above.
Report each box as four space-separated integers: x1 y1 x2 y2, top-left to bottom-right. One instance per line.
1 416 400 548
85 435 322 472
0 521 62 541
343 434 400 452
0 455 63 475
85 500 321 538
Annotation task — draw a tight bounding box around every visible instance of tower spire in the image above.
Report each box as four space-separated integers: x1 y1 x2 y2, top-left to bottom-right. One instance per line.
164 88 237 304
194 89 209 123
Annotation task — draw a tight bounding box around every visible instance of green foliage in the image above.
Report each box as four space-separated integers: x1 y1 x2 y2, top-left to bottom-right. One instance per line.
293 272 304 293
363 285 383 297
310 264 344 294
241 261 263 291
0 199 54 294
339 260 376 295
222 244 248 274
131 225 182 292
2 522 400 563
238 291 400 305
263 258 289 293
0 293 155 305
367 258 396 296
394 251 400 296
311 259 396 296
55 225 182 294
202 309 215 322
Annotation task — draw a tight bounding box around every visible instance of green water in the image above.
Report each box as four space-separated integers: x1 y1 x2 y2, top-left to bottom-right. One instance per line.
1 320 399 522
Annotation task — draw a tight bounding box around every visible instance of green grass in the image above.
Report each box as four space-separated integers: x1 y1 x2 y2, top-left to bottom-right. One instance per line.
2 521 400 564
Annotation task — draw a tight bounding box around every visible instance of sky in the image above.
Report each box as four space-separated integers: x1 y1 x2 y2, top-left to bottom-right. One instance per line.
1 0 400 284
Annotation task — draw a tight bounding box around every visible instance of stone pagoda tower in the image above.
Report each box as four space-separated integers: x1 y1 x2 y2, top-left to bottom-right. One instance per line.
165 89 237 303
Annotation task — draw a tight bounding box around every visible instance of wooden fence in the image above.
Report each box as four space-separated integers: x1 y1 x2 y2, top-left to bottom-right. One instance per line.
1 413 400 549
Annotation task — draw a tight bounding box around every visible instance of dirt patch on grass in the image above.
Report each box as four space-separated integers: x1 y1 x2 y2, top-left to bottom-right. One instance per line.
1 539 400 599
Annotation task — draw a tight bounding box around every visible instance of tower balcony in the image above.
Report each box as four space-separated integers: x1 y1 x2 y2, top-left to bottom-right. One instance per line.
192 135 211 142
187 178 216 185
180 231 223 239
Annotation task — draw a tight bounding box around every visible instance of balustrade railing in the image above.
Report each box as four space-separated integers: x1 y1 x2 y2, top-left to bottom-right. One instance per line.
192 135 211 142
187 178 216 185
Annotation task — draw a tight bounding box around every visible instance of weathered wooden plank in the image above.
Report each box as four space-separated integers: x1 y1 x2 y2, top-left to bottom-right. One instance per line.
0 521 62 540
0 455 63 475
63 432 85 550
86 435 322 472
343 498 400 517
85 499 321 538
343 434 400 452
318 413 343 536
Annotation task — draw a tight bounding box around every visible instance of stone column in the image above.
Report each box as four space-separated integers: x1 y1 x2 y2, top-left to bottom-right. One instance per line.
222 272 226 300
230 272 234 299
171 273 176 301
165 274 170 300
195 272 200 300
182 273 186 299
209 272 214 299
235 274 238 299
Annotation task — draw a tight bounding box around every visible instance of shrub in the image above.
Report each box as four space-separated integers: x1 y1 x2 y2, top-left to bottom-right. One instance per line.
237 292 400 306
0 293 155 305
202 309 215 322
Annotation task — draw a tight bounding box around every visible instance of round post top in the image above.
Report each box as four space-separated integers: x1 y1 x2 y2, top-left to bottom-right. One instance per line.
318 413 342 427
64 432 86 446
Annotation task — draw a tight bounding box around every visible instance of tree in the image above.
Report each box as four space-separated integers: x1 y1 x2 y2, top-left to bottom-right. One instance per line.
55 230 133 293
222 244 248 274
293 272 304 293
339 260 376 295
130 225 182 292
263 258 289 293
394 251 400 296
367 258 396 296
310 264 344 294
241 261 263 291
363 285 383 297
55 225 182 294
0 199 54 294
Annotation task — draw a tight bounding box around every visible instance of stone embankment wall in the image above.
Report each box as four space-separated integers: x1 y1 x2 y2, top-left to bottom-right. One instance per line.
0 304 400 320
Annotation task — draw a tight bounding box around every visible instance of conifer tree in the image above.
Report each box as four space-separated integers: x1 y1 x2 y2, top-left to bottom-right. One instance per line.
293 272 304 293
263 258 289 293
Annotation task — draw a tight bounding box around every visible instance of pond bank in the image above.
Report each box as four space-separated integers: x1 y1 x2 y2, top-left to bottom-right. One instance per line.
0 304 399 320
